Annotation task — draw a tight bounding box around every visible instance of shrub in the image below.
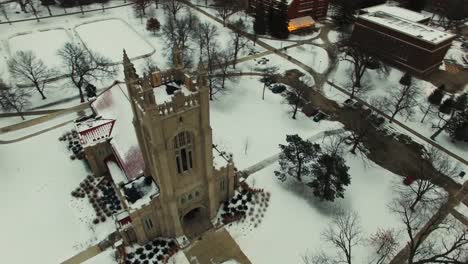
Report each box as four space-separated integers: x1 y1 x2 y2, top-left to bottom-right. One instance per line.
100 216 106 222
147 252 154 259
139 253 147 260
127 253 134 259
136 248 144 255
145 244 152 251
93 218 99 224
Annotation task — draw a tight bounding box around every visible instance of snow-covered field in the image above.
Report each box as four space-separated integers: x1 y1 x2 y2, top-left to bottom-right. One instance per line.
211 76 341 170
0 123 115 263
228 154 405 264
286 45 329 73
8 28 72 70
75 18 155 63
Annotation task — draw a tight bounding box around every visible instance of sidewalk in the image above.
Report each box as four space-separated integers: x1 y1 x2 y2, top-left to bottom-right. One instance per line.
61 245 101 264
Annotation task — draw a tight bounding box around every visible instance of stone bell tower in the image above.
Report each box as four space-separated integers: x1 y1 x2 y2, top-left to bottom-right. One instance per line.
122 51 233 241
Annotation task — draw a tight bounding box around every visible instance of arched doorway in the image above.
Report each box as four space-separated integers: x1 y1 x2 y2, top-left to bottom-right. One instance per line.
182 207 212 239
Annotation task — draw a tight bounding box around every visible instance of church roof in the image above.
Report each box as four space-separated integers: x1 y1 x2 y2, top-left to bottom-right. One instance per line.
92 84 145 181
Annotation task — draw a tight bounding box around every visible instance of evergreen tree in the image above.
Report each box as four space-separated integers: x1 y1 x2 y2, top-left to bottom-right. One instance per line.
146 17 161 35
274 0 289 39
439 97 454 114
85 83 97 98
253 2 266 35
309 153 351 201
274 134 321 182
330 0 358 26
428 85 444 105
446 112 468 141
453 92 467 112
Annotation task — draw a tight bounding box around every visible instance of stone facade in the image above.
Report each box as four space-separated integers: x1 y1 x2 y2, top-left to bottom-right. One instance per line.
114 52 237 244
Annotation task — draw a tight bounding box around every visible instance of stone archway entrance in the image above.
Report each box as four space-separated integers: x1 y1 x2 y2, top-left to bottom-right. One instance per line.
182 207 212 239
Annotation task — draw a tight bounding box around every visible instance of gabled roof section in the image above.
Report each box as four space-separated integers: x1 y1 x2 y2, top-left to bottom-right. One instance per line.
76 119 115 146
92 84 145 181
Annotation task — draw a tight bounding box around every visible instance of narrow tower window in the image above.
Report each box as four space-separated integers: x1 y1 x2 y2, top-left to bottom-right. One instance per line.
174 131 194 174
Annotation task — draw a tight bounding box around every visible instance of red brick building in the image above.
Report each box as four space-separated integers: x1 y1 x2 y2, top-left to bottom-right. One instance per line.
249 0 330 20
351 5 456 75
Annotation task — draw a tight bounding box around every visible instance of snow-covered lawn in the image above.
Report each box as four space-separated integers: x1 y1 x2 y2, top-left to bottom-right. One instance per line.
75 18 155 63
0 123 115 263
286 45 329 73
210 76 341 170
8 28 72 70
227 152 405 264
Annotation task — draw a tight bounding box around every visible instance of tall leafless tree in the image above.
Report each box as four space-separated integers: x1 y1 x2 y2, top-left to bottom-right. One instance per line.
0 4 11 25
230 18 248 69
339 44 384 99
389 198 468 264
162 11 198 69
8 51 57 100
0 80 30 120
26 0 40 22
165 0 183 19
215 0 240 26
284 75 311 119
211 49 234 93
379 73 421 123
195 22 220 99
132 0 152 23
257 65 279 100
16 0 27 13
368 228 399 264
346 117 372 155
321 208 362 264
57 42 117 103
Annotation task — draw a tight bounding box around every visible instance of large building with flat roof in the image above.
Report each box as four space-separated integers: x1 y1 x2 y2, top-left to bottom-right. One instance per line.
351 4 456 75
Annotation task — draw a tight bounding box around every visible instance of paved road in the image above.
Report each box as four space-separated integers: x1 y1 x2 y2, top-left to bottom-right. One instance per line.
326 81 468 167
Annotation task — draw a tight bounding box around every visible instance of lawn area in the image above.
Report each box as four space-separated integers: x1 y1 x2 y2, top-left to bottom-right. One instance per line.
75 18 155 63
227 153 405 264
0 123 115 263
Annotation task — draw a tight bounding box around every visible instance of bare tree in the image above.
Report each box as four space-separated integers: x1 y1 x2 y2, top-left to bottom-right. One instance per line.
165 0 183 19
368 228 399 264
132 0 152 23
57 42 117 103
141 57 159 75
346 117 372 155
8 51 57 100
322 208 362 264
430 93 467 140
0 80 30 120
26 0 40 22
215 0 240 26
0 4 11 25
230 18 249 69
162 12 198 69
302 251 334 264
195 22 220 99
211 49 234 93
257 65 279 100
389 198 468 264
339 44 383 99
284 77 308 119
16 0 28 13
379 73 421 123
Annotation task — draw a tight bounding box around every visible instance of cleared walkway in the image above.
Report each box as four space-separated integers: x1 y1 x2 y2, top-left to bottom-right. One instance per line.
184 228 251 264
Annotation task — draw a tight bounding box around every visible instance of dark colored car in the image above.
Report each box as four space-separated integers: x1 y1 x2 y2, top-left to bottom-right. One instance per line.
270 84 286 94
313 111 326 122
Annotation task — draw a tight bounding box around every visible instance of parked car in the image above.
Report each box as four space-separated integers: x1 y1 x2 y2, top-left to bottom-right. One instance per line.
352 101 364 110
270 84 286 94
344 98 355 107
313 111 327 122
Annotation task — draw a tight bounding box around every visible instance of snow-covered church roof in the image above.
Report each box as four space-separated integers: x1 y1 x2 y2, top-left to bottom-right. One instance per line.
92 84 145 181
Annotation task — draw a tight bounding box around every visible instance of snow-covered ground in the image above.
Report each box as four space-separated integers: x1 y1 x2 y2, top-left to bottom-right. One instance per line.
227 153 406 264
286 45 329 73
210 76 341 170
75 18 155 63
0 122 115 263
8 28 72 71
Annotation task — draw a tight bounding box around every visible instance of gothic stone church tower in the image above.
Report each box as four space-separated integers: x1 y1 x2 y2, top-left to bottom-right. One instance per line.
119 52 237 243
